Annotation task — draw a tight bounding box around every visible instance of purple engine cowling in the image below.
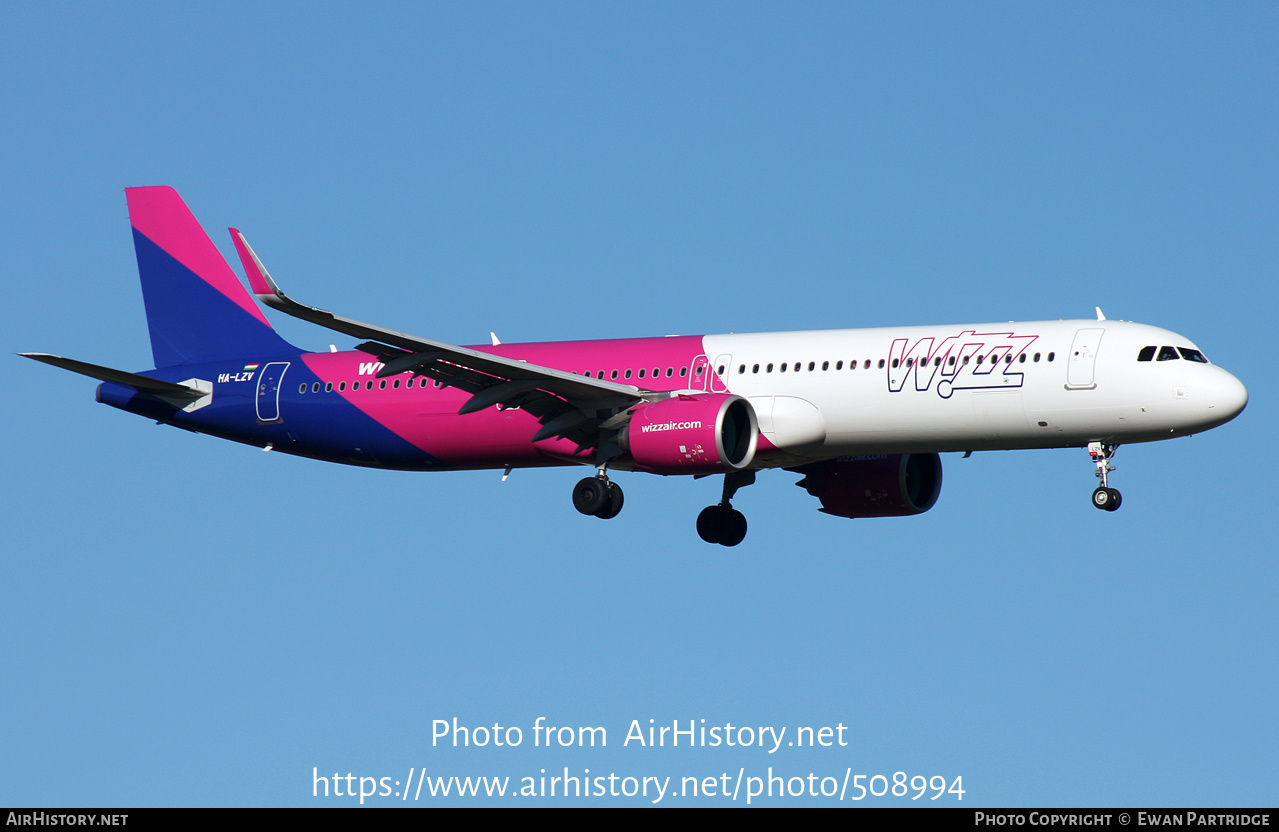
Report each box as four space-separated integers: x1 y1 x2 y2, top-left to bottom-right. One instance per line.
622 394 758 475
792 453 943 518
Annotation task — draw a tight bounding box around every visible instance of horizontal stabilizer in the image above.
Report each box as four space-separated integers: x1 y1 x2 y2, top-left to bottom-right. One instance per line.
20 353 205 398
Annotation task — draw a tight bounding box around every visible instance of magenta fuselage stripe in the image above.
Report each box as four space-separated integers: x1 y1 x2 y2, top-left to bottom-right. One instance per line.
298 335 715 463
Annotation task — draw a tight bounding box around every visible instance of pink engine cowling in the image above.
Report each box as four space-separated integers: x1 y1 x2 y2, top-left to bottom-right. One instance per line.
622 394 758 475
793 453 943 518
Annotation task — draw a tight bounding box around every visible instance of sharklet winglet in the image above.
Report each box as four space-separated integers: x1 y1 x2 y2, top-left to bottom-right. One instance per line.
230 228 284 297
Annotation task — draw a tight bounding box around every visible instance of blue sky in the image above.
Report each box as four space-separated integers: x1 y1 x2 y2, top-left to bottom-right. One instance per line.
3 2 1275 807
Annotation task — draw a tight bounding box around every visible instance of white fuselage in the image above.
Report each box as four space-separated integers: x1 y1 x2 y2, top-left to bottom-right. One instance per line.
704 319 1247 464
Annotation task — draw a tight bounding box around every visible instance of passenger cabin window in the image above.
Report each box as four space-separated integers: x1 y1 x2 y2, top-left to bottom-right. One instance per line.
1137 346 1156 362
1157 346 1180 361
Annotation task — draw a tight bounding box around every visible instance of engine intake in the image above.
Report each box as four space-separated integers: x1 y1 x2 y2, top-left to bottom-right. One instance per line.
793 453 942 518
622 394 758 475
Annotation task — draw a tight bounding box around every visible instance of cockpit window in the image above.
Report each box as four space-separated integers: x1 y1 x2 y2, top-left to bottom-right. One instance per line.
1157 346 1180 361
1178 347 1208 363
1137 346 1156 362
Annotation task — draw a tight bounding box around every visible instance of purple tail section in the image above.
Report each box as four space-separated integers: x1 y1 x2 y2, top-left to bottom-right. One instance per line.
127 187 295 368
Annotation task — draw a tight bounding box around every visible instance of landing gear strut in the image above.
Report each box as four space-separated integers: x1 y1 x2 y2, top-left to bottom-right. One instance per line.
573 471 624 520
697 471 755 546
1088 442 1122 512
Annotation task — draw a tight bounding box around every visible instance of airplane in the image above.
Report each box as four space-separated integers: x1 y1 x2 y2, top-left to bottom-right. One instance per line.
22 187 1248 546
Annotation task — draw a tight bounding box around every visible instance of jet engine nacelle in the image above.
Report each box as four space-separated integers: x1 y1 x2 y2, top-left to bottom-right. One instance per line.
622 394 759 475
793 453 942 518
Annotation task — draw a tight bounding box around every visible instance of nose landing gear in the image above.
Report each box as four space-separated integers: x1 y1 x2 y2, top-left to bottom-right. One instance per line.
1088 442 1121 511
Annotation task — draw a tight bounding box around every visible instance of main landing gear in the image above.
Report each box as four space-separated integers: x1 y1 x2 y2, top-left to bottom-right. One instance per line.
570 467 758 544
573 472 624 520
697 471 755 547
1088 442 1122 512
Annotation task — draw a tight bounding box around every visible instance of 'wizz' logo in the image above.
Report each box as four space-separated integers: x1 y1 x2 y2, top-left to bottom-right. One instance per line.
887 331 1038 398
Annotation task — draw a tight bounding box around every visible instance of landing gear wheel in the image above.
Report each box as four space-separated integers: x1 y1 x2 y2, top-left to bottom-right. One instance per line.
1091 487 1122 512
696 505 748 547
697 505 727 544
720 509 747 547
573 477 610 516
595 482 625 520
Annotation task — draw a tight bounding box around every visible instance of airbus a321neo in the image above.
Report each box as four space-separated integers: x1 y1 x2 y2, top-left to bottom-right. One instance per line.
23 187 1248 545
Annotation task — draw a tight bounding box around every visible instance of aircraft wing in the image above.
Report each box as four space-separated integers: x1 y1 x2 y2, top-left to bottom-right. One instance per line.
229 230 654 448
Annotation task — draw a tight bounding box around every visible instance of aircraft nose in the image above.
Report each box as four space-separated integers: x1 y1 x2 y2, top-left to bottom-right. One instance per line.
1205 367 1248 425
